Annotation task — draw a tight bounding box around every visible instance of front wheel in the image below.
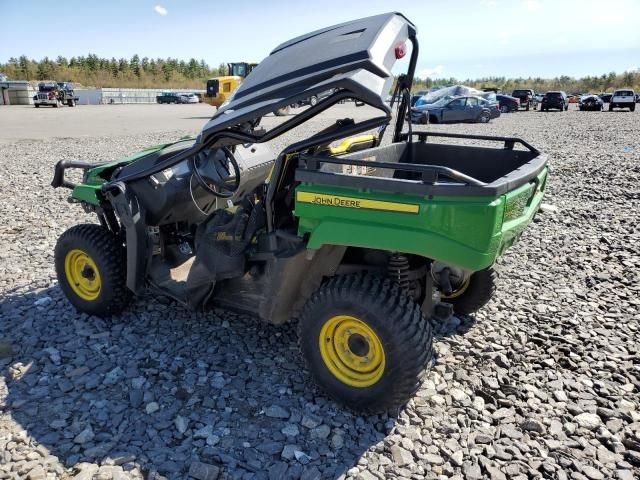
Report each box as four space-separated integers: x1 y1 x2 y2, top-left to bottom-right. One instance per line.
630 105 635 112
298 274 433 413
439 267 497 315
309 96 318 106
55 224 132 317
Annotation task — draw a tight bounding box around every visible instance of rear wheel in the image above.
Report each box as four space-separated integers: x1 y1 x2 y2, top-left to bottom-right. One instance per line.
525 103 530 111
35 104 40 108
478 111 490 123
274 106 290 116
500 104 509 113
439 267 497 315
298 274 433 413
309 96 318 106
55 224 131 317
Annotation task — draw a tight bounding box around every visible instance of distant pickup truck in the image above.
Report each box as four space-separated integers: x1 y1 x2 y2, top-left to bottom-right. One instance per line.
511 89 538 111
156 93 188 104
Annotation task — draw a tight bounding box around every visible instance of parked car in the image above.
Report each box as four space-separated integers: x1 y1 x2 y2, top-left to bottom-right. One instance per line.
480 98 501 119
496 94 520 113
511 89 538 110
410 95 494 124
598 93 613 103
609 89 636 111
179 93 200 104
541 91 568 111
298 89 335 107
636 93 640 103
578 94 604 111
410 90 429 106
156 93 188 104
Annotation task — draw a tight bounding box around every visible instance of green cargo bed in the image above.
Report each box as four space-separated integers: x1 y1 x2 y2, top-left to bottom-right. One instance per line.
294 132 548 271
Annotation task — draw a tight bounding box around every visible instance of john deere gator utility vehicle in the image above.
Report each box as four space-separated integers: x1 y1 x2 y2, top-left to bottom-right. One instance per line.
52 13 548 412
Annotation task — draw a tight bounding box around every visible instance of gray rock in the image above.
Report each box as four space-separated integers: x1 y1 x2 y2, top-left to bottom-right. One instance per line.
574 413 601 430
268 462 288 480
73 426 94 444
310 424 330 440
175 415 188 434
146 402 160 414
390 445 413 466
300 466 321 480
521 419 544 433
188 461 220 480
581 466 604 480
264 405 290 419
463 462 483 480
281 424 299 437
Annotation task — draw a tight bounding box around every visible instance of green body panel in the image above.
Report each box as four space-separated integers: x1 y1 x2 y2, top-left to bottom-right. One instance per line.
70 138 195 205
295 167 548 272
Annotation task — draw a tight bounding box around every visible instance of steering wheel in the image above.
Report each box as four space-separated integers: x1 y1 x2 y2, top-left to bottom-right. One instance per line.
190 147 241 198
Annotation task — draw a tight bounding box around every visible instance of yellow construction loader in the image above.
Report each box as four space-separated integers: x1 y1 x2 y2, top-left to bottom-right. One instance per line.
203 62 257 108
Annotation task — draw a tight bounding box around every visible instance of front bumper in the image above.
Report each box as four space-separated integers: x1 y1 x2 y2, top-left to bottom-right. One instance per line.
34 99 58 106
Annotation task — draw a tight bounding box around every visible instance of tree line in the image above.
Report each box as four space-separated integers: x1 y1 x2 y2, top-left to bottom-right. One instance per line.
0 54 228 89
1 54 639 93
413 71 640 94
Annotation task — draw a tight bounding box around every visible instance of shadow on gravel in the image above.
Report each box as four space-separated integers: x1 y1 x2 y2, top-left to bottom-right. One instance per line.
1 285 424 479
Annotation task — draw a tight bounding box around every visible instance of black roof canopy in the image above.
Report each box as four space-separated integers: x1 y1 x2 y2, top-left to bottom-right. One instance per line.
200 12 416 143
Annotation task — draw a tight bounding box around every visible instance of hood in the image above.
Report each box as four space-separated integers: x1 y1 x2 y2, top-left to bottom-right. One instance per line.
200 12 416 143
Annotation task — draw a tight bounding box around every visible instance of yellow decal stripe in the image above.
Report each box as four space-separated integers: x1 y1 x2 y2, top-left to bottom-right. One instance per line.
296 192 419 214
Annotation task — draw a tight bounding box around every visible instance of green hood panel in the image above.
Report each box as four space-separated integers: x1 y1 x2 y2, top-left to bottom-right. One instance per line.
71 138 195 205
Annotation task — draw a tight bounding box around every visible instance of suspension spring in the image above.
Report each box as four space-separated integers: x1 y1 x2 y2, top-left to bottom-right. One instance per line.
388 253 410 291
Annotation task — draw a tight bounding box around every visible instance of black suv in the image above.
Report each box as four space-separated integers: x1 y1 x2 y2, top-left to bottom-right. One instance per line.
541 91 568 111
511 89 538 111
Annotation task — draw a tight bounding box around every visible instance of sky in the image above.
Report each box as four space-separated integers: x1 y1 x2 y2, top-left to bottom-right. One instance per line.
1 0 639 80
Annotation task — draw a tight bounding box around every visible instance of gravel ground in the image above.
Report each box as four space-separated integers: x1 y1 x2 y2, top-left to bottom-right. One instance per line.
0 105 639 480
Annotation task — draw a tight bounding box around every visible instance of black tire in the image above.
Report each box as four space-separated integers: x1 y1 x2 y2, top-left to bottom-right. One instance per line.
500 104 509 113
35 104 40 108
630 105 635 112
274 106 290 116
441 267 497 315
564 104 568 111
309 96 318 106
609 104 613 111
526 103 530 111
54 224 132 317
68 99 76 107
298 273 433 413
477 111 490 123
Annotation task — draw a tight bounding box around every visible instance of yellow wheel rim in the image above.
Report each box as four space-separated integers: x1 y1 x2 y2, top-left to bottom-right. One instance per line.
319 315 385 388
441 276 470 299
64 249 101 301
